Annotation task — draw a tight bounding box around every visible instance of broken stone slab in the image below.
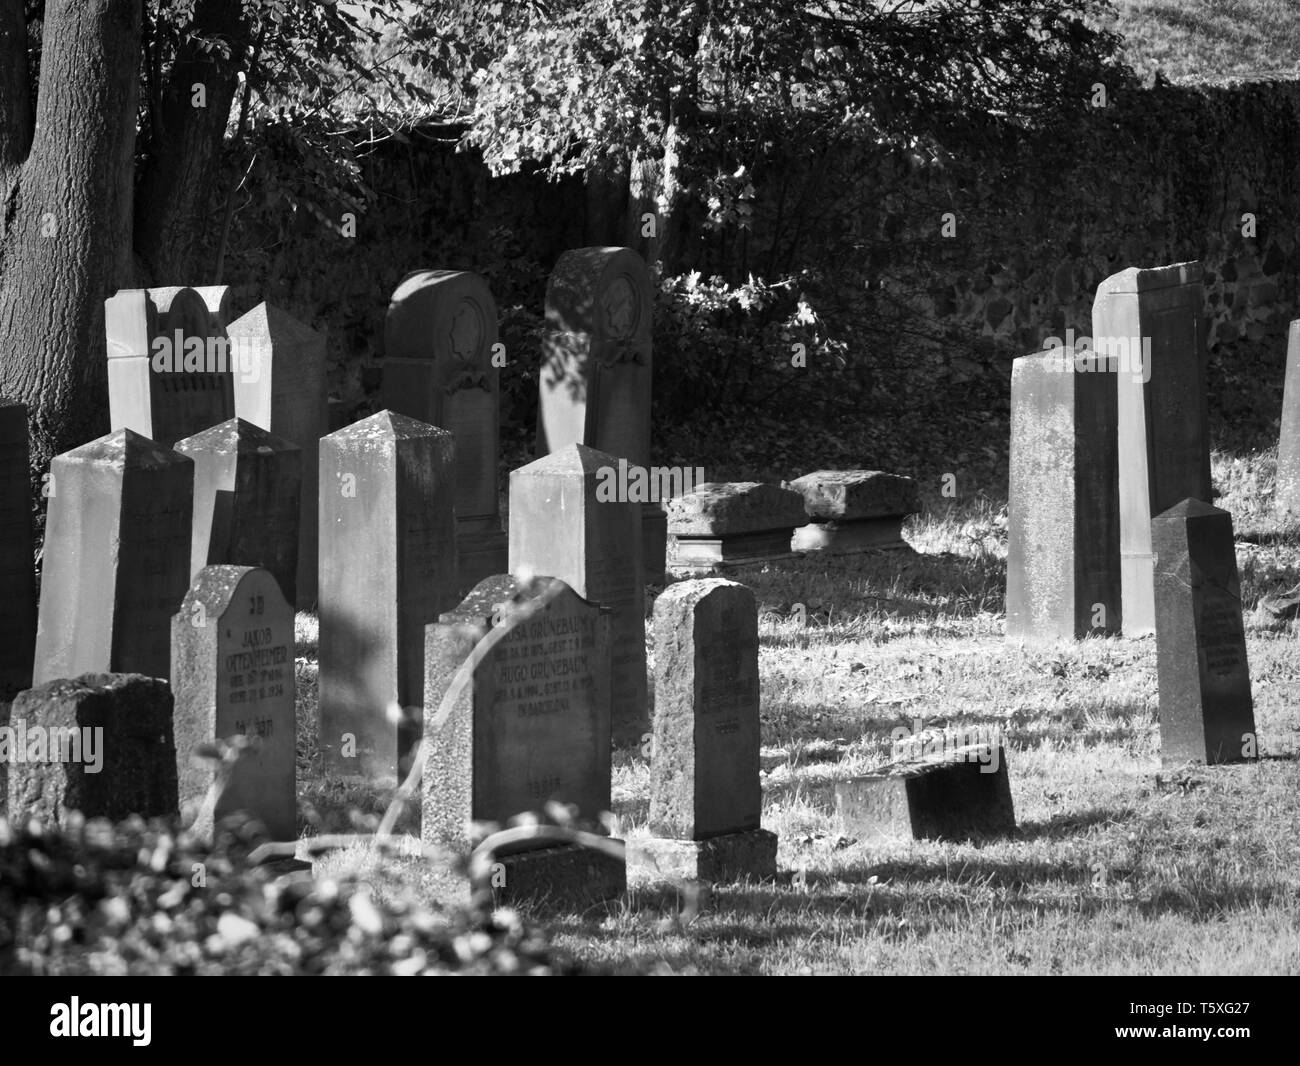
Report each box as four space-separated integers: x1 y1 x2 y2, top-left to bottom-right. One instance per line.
789 470 919 553
626 829 778 886
667 482 807 571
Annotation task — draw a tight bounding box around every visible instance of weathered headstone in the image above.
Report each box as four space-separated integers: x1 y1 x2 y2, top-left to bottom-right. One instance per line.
381 270 507 592
1152 499 1257 766
1094 262 1211 635
628 579 776 885
227 302 328 608
34 430 193 684
318 411 457 786
790 469 920 553
667 482 807 571
537 247 666 580
171 566 296 841
175 418 302 606
0 398 35 693
3 674 176 825
1006 349 1121 641
423 575 624 904
105 285 235 447
509 444 646 745
1276 320 1300 516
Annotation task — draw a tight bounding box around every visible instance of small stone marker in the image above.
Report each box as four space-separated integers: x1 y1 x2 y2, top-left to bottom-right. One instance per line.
381 270 507 592
171 566 296 841
1006 349 1121 641
0 398 35 693
175 418 302 606
628 578 777 885
537 247 666 580
3 673 177 825
1152 499 1257 766
317 411 457 786
789 469 920 553
508 443 646 745
834 744 1015 843
1277 320 1300 516
228 302 329 608
667 482 807 571
34 430 193 684
1094 262 1211 635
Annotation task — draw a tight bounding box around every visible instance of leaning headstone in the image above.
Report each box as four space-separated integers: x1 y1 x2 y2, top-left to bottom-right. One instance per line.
790 469 920 553
105 286 235 447
3 674 176 825
171 566 296 841
227 302 328 608
1152 499 1257 766
509 444 646 745
381 270 507 592
0 398 35 693
667 482 807 571
423 575 624 905
317 411 457 786
1094 262 1211 635
175 418 302 607
537 247 666 580
628 579 776 885
34 430 193 684
1006 349 1121 641
1276 320 1300 516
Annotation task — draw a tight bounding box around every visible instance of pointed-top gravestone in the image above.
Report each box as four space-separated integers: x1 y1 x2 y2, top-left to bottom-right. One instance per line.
0 397 35 693
227 302 328 609
380 270 506 591
175 418 302 606
34 430 193 684
318 410 457 786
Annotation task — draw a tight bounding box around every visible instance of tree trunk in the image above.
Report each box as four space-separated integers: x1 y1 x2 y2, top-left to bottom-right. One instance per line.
0 0 31 229
0 0 142 475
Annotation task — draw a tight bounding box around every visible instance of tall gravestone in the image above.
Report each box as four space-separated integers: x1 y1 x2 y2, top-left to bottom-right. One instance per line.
509 444 647 745
536 247 666 580
227 302 328 609
1006 349 1121 641
628 579 776 884
1276 320 1300 516
1094 262 1211 636
171 566 296 841
0 398 36 692
381 270 507 592
105 286 235 448
318 411 457 786
34 430 193 684
1152 499 1257 766
175 418 302 606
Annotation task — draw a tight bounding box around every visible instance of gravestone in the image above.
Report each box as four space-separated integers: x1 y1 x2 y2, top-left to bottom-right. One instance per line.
381 270 507 592
1006 349 1121 641
536 247 666 580
1094 262 1211 635
423 575 624 904
105 285 235 447
3 674 176 825
193 285 238 332
1152 499 1257 766
34 430 193 684
318 411 457 786
508 444 646 745
790 469 920 553
171 566 296 841
628 579 776 885
1277 320 1300 516
667 482 807 571
0 398 35 693
227 302 328 608
175 418 302 606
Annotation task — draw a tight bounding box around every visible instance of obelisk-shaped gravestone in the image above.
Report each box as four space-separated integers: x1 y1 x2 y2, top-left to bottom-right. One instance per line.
537 247 666 580
381 270 507 592
1006 349 1121 640
1152 499 1257 766
0 398 36 692
227 302 328 609
34 430 193 684
318 411 457 786
172 565 296 841
1276 320 1300 516
175 418 302 607
509 443 647 745
1094 262 1211 636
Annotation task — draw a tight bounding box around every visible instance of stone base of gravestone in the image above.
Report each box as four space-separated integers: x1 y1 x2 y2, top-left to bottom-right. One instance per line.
833 745 1015 843
492 843 626 908
791 517 912 553
667 483 808 572
789 470 919 554
3 674 176 825
627 828 777 886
